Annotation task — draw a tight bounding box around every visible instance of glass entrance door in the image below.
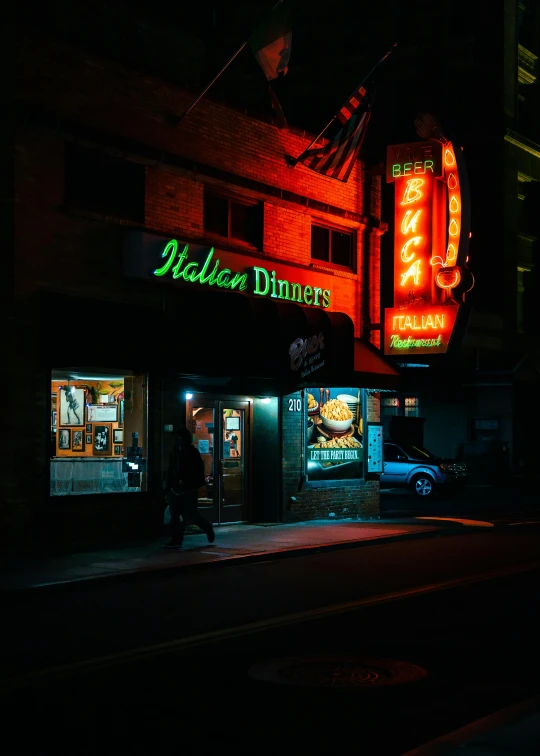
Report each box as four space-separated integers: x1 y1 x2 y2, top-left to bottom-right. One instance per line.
220 405 246 523
190 398 249 524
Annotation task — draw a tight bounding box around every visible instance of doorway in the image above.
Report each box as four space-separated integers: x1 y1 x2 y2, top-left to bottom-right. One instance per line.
188 397 250 524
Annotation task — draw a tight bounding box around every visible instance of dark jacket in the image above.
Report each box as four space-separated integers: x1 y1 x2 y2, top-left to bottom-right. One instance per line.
167 444 205 492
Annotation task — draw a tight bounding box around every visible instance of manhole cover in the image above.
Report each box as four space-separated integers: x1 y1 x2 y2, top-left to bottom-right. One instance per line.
247 656 427 688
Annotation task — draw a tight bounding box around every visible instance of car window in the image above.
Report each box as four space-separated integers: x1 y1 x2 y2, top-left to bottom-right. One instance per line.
383 443 401 461
400 444 435 460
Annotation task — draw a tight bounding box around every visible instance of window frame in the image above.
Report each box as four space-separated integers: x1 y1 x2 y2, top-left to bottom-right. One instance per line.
381 394 420 418
203 188 263 250
310 222 356 272
50 368 148 496
64 142 145 224
383 442 402 461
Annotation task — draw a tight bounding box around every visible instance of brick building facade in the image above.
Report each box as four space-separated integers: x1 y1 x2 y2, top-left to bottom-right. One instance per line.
5 25 398 554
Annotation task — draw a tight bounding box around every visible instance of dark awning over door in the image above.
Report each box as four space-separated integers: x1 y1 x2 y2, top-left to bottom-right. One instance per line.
29 289 399 391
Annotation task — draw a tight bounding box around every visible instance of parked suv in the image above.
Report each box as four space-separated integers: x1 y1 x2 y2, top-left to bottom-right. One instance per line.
381 441 468 498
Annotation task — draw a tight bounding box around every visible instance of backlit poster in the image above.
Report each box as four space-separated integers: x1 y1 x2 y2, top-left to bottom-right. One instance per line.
306 388 363 481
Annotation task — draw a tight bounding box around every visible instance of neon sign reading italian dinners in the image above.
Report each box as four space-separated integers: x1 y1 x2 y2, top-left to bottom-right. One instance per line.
153 240 331 308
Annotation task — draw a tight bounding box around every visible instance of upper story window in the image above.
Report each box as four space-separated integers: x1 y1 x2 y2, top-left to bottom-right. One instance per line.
65 143 145 223
381 396 400 417
517 266 532 333
404 397 419 417
518 1 534 49
204 190 263 249
520 180 540 237
311 224 354 270
381 395 419 417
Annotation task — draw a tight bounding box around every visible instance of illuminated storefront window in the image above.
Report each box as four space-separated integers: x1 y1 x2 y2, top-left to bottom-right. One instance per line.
50 370 148 495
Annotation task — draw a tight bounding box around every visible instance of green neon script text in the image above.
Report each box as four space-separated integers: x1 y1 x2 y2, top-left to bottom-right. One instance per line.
153 240 331 308
154 241 248 291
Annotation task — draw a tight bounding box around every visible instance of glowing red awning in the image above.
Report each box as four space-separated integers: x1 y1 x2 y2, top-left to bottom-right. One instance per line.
354 339 400 389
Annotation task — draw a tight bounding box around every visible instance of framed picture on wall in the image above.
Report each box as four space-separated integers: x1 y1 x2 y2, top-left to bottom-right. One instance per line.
113 429 123 444
72 430 84 452
87 404 118 423
59 387 85 426
86 423 92 432
119 400 124 427
58 428 71 450
93 423 112 455
114 445 121 455
52 411 57 427
86 434 92 445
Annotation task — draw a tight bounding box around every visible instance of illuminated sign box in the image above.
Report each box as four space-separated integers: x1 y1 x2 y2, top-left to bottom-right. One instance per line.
386 141 443 184
384 307 459 355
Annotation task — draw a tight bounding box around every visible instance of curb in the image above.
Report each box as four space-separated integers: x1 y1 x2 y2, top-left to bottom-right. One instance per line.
0 523 467 598
400 694 540 755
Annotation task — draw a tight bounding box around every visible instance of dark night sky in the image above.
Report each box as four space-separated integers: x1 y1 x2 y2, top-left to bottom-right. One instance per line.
131 0 487 161
17 0 537 320
22 0 486 167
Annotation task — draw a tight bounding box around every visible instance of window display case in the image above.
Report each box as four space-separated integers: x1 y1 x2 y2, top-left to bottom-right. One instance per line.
50 370 147 496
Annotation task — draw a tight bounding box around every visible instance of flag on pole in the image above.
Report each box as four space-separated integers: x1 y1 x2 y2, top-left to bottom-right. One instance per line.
337 84 367 124
248 1 292 81
296 89 372 182
288 44 396 177
268 83 288 129
174 1 292 127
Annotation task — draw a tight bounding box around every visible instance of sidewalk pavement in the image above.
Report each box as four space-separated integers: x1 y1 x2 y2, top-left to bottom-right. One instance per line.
0 517 454 592
4 517 539 756
402 694 540 755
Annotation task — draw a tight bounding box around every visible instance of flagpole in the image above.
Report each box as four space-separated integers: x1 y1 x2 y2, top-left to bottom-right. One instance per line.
173 0 285 127
287 42 397 167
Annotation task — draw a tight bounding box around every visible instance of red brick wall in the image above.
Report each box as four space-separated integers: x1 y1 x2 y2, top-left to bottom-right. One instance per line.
14 27 368 209
5 25 386 550
13 25 383 336
145 171 204 239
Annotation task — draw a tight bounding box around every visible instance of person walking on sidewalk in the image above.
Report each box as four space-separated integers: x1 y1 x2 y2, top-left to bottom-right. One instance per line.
165 427 215 548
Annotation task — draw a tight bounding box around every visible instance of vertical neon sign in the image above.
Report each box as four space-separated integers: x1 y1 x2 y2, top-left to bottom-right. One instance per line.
384 138 473 355
395 170 433 308
430 144 462 288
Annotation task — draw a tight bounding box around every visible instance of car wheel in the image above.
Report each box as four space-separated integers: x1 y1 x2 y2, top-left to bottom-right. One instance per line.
411 474 435 498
